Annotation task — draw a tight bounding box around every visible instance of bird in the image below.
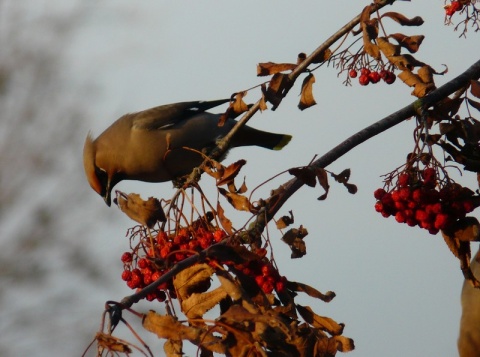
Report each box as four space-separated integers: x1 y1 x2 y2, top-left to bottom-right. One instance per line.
83 99 292 206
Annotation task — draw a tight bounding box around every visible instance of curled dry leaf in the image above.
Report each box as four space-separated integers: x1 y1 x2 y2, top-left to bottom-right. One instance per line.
174 263 215 301
287 281 336 302
467 98 480 112
281 226 308 259
143 312 227 354
263 73 293 110
331 168 351 184
216 159 247 187
218 187 253 212
163 339 182 357
217 202 233 235
289 167 316 187
114 191 166 228
389 33 425 53
441 217 480 288
257 62 297 76
181 287 228 319
298 73 317 111
381 12 424 26
203 158 225 180
470 80 480 98
218 92 249 126
295 305 344 335
95 332 132 354
276 210 294 229
315 167 330 200
377 37 401 57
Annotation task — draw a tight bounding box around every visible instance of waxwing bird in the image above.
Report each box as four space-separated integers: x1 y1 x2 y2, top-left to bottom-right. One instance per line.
83 99 292 206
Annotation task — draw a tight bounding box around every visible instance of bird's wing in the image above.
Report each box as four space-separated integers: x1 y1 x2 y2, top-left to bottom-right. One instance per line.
132 99 230 131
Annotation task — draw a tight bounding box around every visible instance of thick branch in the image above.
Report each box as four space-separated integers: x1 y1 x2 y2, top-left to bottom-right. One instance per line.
266 58 480 221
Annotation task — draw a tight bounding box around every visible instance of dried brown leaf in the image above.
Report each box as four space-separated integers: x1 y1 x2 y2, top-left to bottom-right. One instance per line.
331 168 351 184
181 287 227 319
412 82 435 98
298 73 317 111
388 54 425 70
389 33 425 53
259 92 268 111
377 37 400 57
163 339 182 357
257 62 297 76
345 182 358 194
174 263 215 300
398 70 423 87
289 167 316 187
143 312 227 354
219 188 253 212
296 305 344 335
471 80 480 98
331 335 355 352
467 98 480 112
114 191 166 228
95 332 132 354
276 211 294 229
264 73 292 110
287 281 336 302
315 167 329 200
417 65 434 84
381 12 424 26
203 159 225 180
216 159 246 187
217 202 233 235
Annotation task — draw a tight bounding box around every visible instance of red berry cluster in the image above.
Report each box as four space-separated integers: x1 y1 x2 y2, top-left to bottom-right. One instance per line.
374 168 475 235
120 227 227 301
445 1 463 16
349 68 396 85
233 253 287 294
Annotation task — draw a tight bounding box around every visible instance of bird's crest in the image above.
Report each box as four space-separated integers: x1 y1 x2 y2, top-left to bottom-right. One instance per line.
83 133 103 195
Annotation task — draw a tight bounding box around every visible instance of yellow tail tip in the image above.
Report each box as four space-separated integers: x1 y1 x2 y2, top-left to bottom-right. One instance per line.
273 135 292 150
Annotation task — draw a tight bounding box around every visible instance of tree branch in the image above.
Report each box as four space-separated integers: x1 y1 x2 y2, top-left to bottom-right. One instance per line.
266 58 480 221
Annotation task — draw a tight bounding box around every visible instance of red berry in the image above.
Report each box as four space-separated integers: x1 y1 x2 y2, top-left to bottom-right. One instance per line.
276 280 286 293
374 188 387 200
255 275 265 286
415 209 429 222
121 270 132 281
359 74 370 86
434 213 451 230
121 252 133 263
398 187 411 201
398 173 410 187
138 258 149 269
422 168 436 182
262 281 274 294
395 211 406 223
463 200 474 213
374 201 384 213
383 72 396 84
369 71 381 84
349 69 358 78
412 188 424 203
213 229 226 242
360 68 371 76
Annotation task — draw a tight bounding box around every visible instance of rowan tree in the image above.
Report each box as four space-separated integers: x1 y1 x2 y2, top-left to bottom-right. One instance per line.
84 1 480 356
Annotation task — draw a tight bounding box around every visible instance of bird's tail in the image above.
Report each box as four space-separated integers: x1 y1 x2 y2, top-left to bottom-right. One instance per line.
233 126 292 150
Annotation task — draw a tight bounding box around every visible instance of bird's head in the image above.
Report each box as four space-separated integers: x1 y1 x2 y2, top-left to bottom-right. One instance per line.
83 133 120 206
